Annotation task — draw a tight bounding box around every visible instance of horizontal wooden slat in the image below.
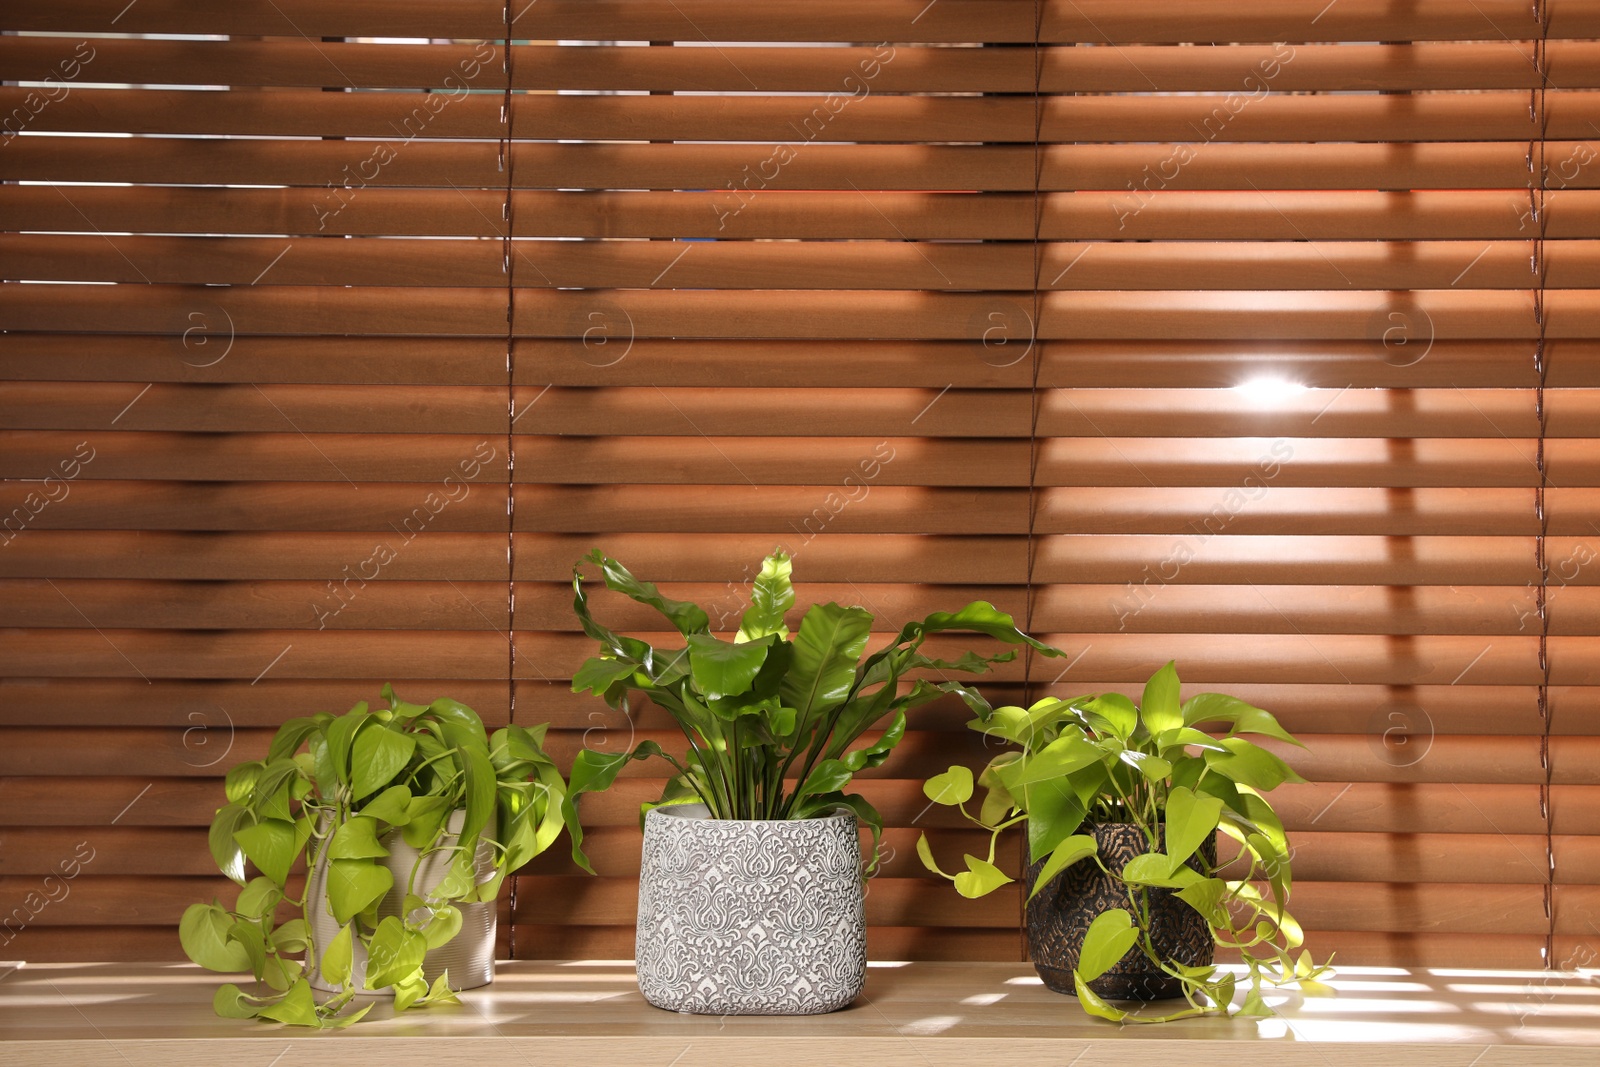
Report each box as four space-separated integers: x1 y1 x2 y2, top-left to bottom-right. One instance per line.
1294 931 1547 968
1037 583 1540 636
1042 388 1547 438
6 337 1593 391
0 678 512 728
5 286 1584 340
1550 688 1600 736
11 188 1600 241
14 138 1600 193
0 630 515 682
0 383 510 433
1279 736 1549 785
0 722 1000 779
0 827 222 877
1555 836 1600 883
1546 643 1600 690
8 0 1586 44
1271 782 1552 835
15 237 1600 293
0 384 1025 437
13 87 1600 145
0 335 512 386
0 485 1462 538
0 431 517 483
0 433 1009 483
0 927 209 963
0 533 512 582
0 778 241 827
961 636 1543 689
11 39 1600 94
1552 488 1600 533
0 532 1020 583
1037 437 1546 488
10 382 1573 440
8 337 1596 391
1039 488 1540 536
0 482 1024 534
1265 832 1552 884
0 578 508 632
0 874 225 925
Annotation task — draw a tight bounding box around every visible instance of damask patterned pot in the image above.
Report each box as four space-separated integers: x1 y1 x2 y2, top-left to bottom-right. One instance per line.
1025 822 1216 1000
635 803 866 1015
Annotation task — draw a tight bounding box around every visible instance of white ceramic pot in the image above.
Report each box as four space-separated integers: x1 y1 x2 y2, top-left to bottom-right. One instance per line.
305 810 496 995
634 803 866 1015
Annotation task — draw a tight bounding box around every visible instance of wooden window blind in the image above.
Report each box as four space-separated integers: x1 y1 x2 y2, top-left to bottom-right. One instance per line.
2 0 1598 971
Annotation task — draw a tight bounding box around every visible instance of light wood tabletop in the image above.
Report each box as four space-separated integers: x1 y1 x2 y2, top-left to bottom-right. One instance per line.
3 959 1599 1066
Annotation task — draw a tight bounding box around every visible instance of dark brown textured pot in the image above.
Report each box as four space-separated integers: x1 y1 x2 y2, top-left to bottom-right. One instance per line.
1024 822 1216 1001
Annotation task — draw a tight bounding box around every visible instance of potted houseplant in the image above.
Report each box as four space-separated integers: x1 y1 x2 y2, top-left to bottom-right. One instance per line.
564 548 1063 1015
179 685 585 1027
918 661 1333 1021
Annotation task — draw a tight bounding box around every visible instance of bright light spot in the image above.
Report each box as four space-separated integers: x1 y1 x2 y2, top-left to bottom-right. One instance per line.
960 992 1007 1006
1297 998 1460 1015
1004 975 1044 986
1467 1001 1600 1018
899 1015 963 1035
1256 1017 1290 1039
1429 968 1564 978
1283 1019 1500 1043
1232 378 1309 404
1324 966 1413 976
1447 983 1600 997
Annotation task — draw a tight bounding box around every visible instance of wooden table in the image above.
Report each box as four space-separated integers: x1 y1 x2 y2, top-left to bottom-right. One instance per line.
3 960 1599 1065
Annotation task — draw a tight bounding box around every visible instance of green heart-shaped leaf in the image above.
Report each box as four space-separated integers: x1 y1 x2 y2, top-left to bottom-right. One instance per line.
365 915 426 990
359 784 413 826
1140 661 1184 735
923 765 974 806
178 902 253 974
1121 852 1202 888
319 922 353 987
953 854 1012 898
233 817 299 886
1027 834 1097 901
324 858 393 925
1076 908 1140 982
1163 785 1223 873
233 877 280 921
329 816 390 860
351 726 416 801
256 978 319 1027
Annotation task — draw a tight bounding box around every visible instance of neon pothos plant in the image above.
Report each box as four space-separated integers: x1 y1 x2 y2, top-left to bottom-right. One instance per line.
564 549 1062 869
180 686 584 1027
918 662 1333 1021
